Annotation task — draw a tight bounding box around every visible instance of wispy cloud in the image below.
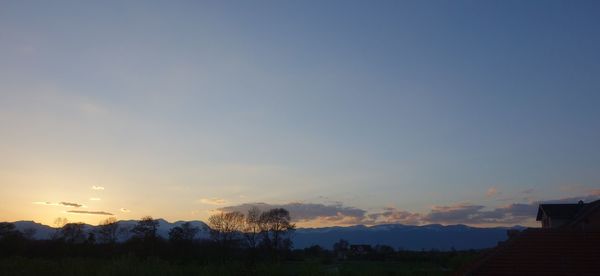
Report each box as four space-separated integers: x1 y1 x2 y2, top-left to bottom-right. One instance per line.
60 202 83 207
120 208 131 213
67 210 113 215
486 187 498 197
199 198 228 205
91 186 105 190
33 201 59 206
33 201 83 208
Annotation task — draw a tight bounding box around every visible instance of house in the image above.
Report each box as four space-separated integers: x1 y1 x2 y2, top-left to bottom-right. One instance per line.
460 199 600 275
536 199 600 230
349 244 373 256
536 200 586 228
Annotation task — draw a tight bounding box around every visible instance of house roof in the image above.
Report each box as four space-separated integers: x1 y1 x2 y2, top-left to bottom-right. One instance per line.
535 203 586 221
460 229 600 275
567 199 600 227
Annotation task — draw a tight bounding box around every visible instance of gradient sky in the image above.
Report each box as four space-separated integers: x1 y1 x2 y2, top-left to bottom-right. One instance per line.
1 0 599 227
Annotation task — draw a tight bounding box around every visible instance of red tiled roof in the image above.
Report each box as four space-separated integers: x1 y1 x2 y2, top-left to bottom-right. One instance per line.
460 229 600 275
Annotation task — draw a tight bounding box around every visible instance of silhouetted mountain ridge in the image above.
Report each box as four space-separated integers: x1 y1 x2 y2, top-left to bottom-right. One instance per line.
10 219 524 250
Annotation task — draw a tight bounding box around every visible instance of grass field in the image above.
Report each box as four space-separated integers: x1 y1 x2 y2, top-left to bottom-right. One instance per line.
0 256 463 275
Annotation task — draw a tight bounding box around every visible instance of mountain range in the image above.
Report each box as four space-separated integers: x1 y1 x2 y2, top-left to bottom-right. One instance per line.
11 220 524 251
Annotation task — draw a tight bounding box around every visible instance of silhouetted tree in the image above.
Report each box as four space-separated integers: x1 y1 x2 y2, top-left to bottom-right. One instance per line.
60 223 86 244
168 222 200 243
374 244 395 260
0 222 24 256
0 222 21 240
22 228 37 240
333 238 349 259
259 208 295 251
97 217 120 243
86 232 96 244
208 211 244 246
52 217 68 240
130 216 159 241
243 207 261 249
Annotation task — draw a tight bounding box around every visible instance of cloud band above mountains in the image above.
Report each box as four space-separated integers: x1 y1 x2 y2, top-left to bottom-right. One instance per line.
217 191 600 227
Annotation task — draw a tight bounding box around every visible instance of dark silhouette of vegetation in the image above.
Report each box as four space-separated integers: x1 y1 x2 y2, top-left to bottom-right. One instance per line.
96 217 119 244
208 211 244 247
258 208 295 252
0 209 480 275
168 222 200 243
130 216 159 242
59 223 86 244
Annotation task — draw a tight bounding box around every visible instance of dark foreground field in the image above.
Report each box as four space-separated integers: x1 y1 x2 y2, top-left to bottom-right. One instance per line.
0 256 475 276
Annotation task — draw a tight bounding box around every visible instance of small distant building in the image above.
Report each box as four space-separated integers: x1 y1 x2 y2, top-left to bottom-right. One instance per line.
460 199 600 275
349 244 373 256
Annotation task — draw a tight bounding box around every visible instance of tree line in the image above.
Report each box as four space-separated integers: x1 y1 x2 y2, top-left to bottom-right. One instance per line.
0 207 295 260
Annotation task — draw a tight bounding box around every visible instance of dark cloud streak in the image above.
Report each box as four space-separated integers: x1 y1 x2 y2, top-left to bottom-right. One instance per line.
67 210 113 215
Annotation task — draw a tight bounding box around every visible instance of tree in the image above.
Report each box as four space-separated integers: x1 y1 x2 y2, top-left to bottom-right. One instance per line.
52 217 68 240
243 207 261 249
259 208 295 251
333 239 349 254
60 223 86 244
0 222 21 240
22 228 37 240
168 222 200 243
97 217 119 243
208 211 245 246
130 216 159 241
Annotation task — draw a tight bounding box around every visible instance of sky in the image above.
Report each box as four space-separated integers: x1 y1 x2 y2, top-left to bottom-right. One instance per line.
1 0 599 227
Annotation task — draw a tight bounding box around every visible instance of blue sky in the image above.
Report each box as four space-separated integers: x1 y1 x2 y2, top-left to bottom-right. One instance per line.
1 0 599 226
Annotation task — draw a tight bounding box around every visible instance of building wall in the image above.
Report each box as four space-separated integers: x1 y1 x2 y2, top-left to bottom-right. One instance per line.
575 208 600 231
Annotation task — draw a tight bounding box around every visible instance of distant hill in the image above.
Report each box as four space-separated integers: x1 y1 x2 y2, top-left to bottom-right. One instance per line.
293 224 525 250
11 220 524 250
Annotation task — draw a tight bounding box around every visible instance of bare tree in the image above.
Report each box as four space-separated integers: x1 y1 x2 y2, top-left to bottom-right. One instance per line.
97 217 119 243
243 207 261 249
259 208 295 251
208 211 245 246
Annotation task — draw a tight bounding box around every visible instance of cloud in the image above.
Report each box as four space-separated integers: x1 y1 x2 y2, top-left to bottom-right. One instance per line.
89 198 101 201
120 208 131 213
366 207 423 225
60 202 83 207
92 186 105 190
214 191 600 227
33 201 60 206
199 198 228 205
67 210 113 215
421 189 600 225
33 201 83 208
422 203 537 225
218 202 366 226
424 203 487 224
486 187 498 197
